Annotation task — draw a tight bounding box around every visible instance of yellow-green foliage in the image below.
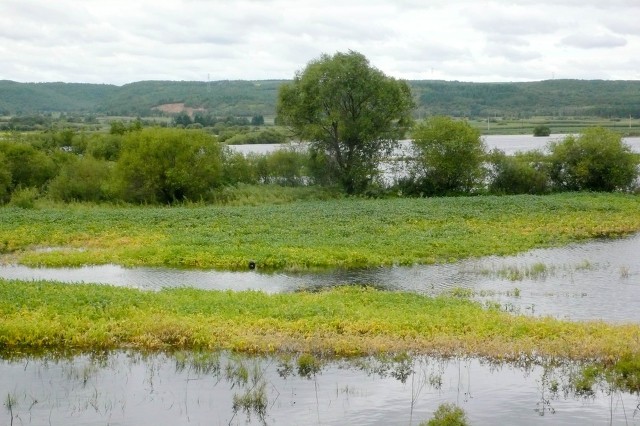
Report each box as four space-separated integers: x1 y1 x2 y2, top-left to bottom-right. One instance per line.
1 279 639 361
1 193 640 270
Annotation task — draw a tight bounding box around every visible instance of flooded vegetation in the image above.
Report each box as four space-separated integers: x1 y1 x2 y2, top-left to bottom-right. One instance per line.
2 193 640 423
2 351 639 425
2 232 640 323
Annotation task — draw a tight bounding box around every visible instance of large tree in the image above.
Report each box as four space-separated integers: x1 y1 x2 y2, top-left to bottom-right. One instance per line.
277 51 414 194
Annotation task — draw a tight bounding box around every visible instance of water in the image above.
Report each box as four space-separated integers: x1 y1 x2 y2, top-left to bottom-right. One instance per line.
1 351 638 425
228 135 640 156
2 234 639 323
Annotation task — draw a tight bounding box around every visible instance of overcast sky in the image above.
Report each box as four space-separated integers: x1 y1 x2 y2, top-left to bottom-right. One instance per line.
1 0 639 85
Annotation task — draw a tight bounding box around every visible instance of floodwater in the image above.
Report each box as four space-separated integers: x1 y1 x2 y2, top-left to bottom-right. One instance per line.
2 233 639 323
229 135 640 156
2 225 640 424
1 351 639 425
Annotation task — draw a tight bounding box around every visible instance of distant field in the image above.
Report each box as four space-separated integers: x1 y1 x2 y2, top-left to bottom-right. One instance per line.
469 117 640 136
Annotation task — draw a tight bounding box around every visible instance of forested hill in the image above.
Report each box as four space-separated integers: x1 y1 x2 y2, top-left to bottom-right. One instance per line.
1 79 639 118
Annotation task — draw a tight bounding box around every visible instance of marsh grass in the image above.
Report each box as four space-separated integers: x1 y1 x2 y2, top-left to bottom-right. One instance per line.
2 279 640 363
2 193 640 270
475 259 600 282
423 403 469 426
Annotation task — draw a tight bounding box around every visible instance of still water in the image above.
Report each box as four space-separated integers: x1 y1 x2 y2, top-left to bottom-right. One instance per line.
2 234 639 323
1 351 638 425
230 135 640 156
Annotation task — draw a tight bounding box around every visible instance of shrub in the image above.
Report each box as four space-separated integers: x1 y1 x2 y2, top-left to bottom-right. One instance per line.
548 127 638 192
410 116 487 196
0 153 11 203
113 128 224 204
533 125 551 137
48 156 113 202
488 149 550 194
9 187 39 209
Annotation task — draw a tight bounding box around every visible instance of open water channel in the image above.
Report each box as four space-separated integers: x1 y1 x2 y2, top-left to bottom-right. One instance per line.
2 232 640 424
3 135 640 424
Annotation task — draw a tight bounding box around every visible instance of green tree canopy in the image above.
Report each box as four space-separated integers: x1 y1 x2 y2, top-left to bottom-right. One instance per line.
548 127 638 192
410 116 487 195
277 51 414 194
114 128 224 203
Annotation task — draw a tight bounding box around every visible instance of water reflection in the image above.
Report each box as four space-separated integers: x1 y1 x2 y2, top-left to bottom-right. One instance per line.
2 234 640 322
1 351 638 426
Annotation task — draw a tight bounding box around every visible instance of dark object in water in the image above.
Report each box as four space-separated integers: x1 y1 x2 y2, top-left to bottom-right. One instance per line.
248 260 256 270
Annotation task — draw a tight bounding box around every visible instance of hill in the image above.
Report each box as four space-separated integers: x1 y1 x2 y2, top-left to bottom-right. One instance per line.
1 79 639 119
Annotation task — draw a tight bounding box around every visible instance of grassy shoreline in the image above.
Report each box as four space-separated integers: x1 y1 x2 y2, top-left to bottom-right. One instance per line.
2 193 640 271
1 279 639 362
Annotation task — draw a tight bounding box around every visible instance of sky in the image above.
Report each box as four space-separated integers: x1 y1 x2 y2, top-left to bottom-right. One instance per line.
1 0 639 85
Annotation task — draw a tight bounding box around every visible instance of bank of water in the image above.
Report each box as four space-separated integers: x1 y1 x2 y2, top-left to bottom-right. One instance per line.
2 233 639 323
2 351 638 426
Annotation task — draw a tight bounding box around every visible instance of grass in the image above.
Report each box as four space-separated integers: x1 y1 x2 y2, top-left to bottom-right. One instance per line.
469 116 640 136
1 193 640 271
1 279 640 362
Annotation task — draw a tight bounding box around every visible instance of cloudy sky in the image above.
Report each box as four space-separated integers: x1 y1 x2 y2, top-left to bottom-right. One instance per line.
1 0 639 85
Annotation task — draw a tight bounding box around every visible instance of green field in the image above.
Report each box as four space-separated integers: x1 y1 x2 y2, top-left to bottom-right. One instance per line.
1 193 640 270
1 280 639 363
469 117 640 136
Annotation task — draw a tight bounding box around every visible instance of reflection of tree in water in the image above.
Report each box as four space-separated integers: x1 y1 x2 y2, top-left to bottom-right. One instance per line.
2 351 640 424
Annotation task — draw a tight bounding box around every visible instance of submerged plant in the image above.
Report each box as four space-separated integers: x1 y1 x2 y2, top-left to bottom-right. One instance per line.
297 353 322 379
423 403 469 426
232 381 268 424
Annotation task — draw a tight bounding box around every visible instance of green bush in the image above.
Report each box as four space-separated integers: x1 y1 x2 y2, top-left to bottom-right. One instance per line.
410 116 487 196
0 142 57 190
113 128 224 204
423 403 469 426
9 187 40 209
85 134 123 161
488 149 550 194
48 156 113 202
0 153 11 203
548 127 638 191
533 125 551 136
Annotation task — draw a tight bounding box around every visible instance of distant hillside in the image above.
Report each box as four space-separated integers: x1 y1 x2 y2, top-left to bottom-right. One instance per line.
1 79 639 118
411 80 640 118
0 80 114 114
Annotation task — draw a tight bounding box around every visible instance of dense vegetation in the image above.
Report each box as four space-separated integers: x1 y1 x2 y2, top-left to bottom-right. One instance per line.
278 51 414 194
0 122 637 204
2 79 640 119
1 193 639 270
1 280 640 363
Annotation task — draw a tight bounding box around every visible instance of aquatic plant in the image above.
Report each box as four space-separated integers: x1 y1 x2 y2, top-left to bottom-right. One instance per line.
2 193 640 270
2 279 640 364
297 353 322 378
423 403 469 426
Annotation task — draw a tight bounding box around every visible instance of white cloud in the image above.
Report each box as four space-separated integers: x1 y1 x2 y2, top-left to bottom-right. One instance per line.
561 33 628 49
0 0 638 84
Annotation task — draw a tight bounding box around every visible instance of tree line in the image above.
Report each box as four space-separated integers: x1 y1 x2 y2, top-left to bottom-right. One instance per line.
0 121 636 207
1 51 638 206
